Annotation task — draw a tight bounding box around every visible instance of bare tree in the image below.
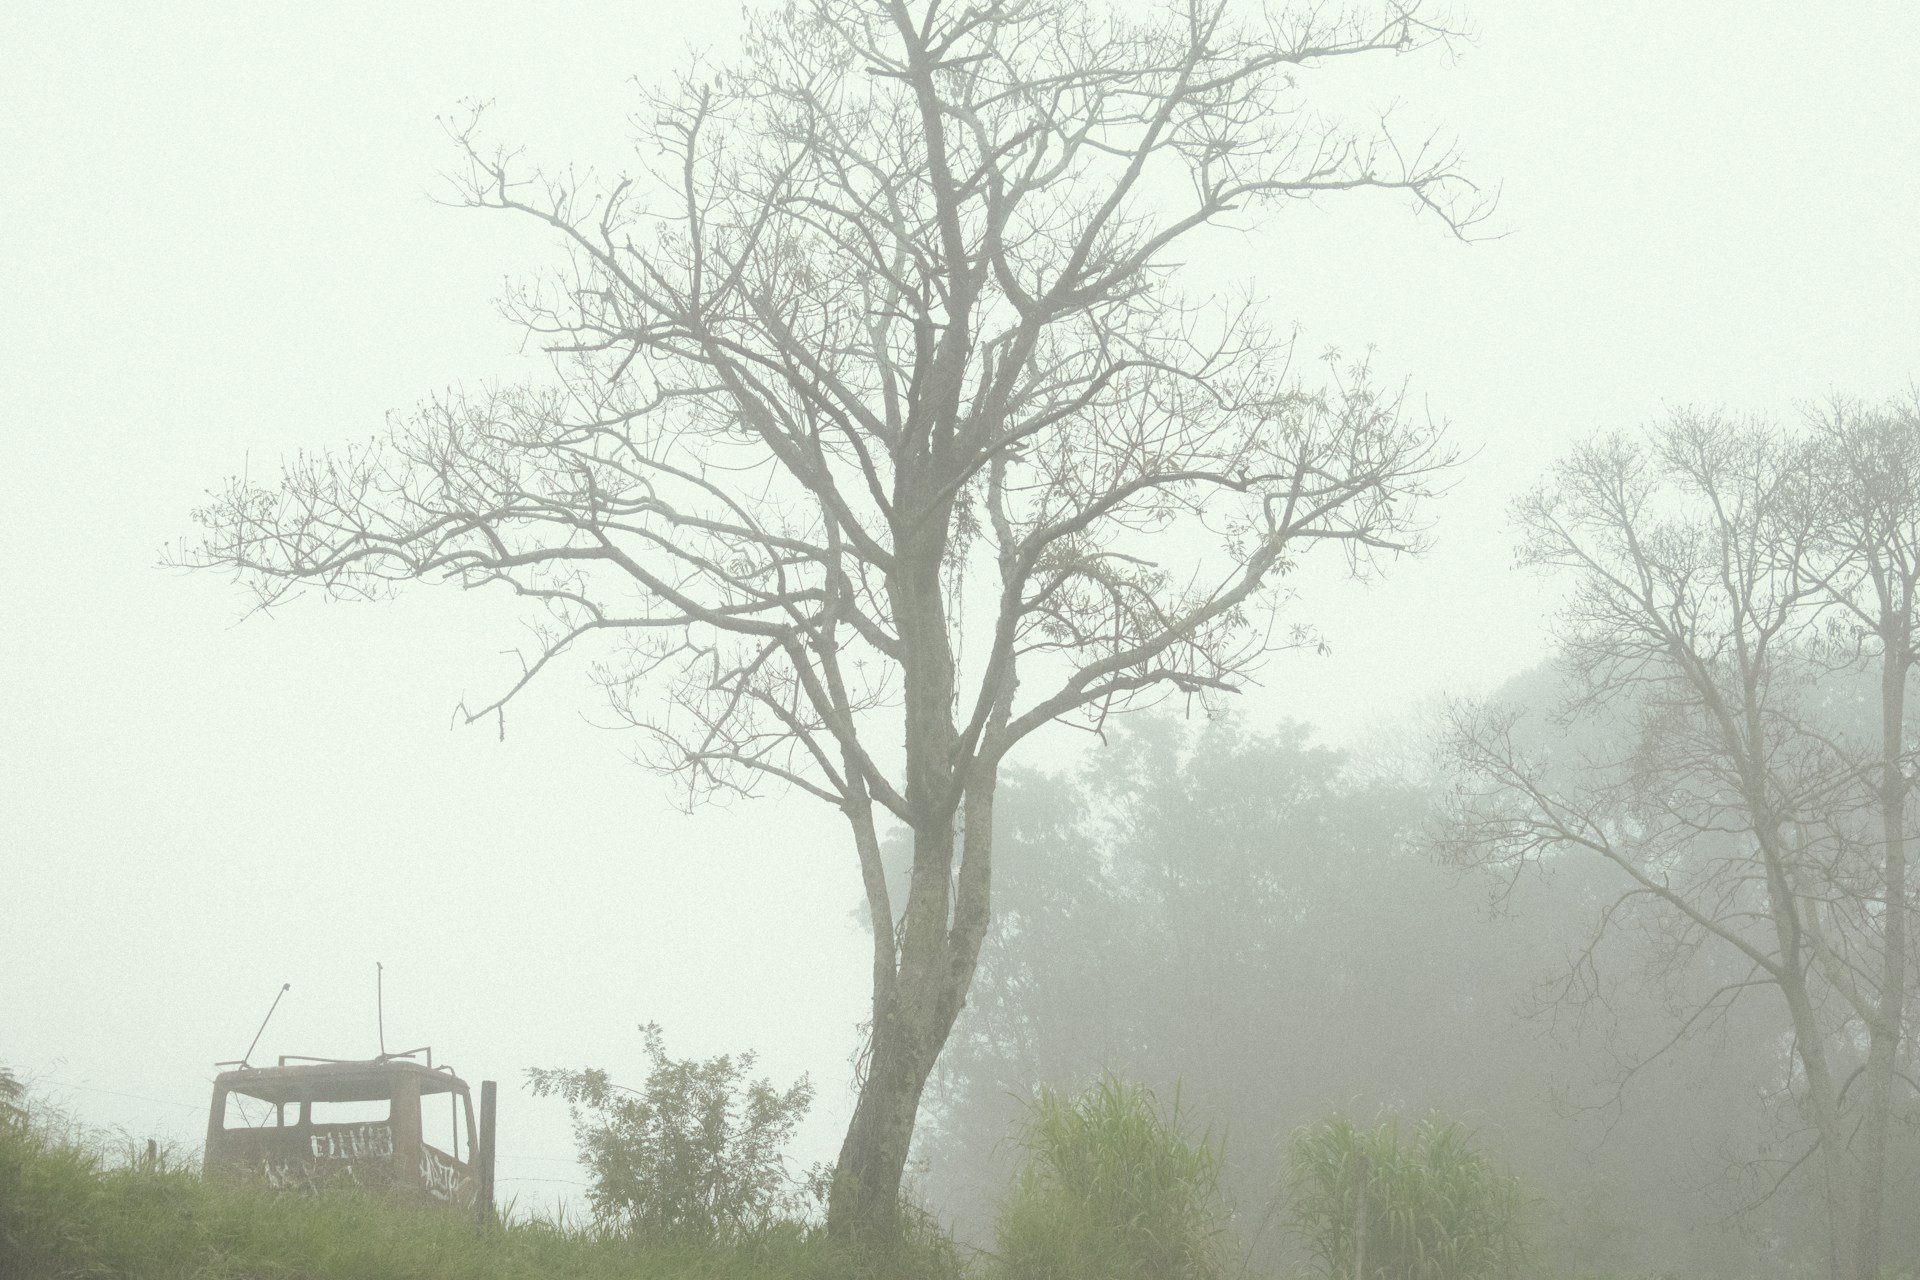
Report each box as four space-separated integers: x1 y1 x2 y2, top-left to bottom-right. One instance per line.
1799 395 1920 1278
1439 402 1920 1280
181 0 1481 1240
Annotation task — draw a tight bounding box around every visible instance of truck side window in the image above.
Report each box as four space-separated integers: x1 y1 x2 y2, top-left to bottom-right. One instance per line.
421 1090 468 1161
222 1091 282 1130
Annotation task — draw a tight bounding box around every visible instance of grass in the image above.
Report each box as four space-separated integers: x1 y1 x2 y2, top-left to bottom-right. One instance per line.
0 1112 966 1280
991 1074 1234 1280
1287 1113 1532 1280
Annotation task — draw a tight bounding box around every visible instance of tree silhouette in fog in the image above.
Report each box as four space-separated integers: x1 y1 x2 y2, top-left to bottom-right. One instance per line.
180 0 1486 1240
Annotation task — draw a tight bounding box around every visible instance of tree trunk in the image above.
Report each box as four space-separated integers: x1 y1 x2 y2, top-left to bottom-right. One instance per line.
1854 632 1911 1280
823 466 1007 1244
1783 971 1854 1280
1764 827 1853 1280
1855 1029 1894 1280
826 913 976 1244
828 1008 937 1243
827 769 998 1244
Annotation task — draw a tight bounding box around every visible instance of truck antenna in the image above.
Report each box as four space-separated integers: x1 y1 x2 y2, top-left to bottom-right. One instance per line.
376 962 387 1058
241 983 290 1068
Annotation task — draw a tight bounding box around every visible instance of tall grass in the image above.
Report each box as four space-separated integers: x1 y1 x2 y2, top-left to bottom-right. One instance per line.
0 1110 964 1280
992 1074 1235 1280
1287 1114 1532 1280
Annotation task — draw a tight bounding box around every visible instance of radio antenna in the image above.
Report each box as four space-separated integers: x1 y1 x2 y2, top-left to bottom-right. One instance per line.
241 983 290 1067
376 962 387 1058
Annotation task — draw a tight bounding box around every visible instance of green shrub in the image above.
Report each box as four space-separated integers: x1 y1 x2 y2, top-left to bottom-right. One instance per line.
1287 1113 1532 1280
992 1074 1232 1280
528 1022 822 1241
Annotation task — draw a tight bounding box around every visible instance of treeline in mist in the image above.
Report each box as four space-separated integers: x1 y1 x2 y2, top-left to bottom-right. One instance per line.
898 710 1806 1275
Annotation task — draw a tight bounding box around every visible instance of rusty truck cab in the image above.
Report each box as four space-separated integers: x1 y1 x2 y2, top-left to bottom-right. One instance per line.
204 1054 480 1208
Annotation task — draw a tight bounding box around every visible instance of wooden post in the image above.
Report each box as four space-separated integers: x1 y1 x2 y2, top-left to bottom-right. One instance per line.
478 1080 497 1229
145 1138 157 1171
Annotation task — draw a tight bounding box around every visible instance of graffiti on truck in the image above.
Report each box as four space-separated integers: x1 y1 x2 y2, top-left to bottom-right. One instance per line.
309 1122 394 1161
419 1145 474 1205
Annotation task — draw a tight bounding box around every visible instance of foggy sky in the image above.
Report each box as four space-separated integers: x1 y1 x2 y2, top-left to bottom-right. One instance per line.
4 0 1917 1211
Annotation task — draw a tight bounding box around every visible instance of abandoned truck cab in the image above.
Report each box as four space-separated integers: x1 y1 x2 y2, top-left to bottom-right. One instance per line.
204 1054 494 1211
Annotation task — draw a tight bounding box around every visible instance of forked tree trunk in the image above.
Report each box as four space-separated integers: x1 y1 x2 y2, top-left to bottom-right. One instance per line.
827 764 998 1243
822 483 1005 1244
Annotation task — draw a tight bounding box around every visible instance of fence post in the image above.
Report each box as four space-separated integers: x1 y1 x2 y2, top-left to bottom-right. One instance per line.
478 1080 497 1229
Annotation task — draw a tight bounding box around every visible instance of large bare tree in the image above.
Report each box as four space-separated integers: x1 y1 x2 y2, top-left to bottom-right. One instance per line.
1440 401 1920 1280
182 0 1482 1239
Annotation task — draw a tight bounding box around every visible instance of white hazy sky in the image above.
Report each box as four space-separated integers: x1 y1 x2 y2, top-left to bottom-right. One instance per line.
4 0 1917 1212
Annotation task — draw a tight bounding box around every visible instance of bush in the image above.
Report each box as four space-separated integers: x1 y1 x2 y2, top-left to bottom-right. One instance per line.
992 1074 1232 1280
528 1022 822 1241
1287 1113 1532 1280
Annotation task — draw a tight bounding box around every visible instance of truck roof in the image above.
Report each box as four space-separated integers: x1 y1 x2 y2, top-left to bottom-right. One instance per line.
213 1059 467 1105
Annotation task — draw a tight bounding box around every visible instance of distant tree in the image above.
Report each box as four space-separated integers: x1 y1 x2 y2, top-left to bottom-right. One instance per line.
920 714 1450 1146
1439 399 1920 1280
179 0 1485 1240
528 1023 818 1239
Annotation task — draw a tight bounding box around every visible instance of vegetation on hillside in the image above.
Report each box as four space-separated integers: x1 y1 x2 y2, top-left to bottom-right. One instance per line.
0 1103 962 1280
1 1078 1532 1280
528 1023 823 1241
